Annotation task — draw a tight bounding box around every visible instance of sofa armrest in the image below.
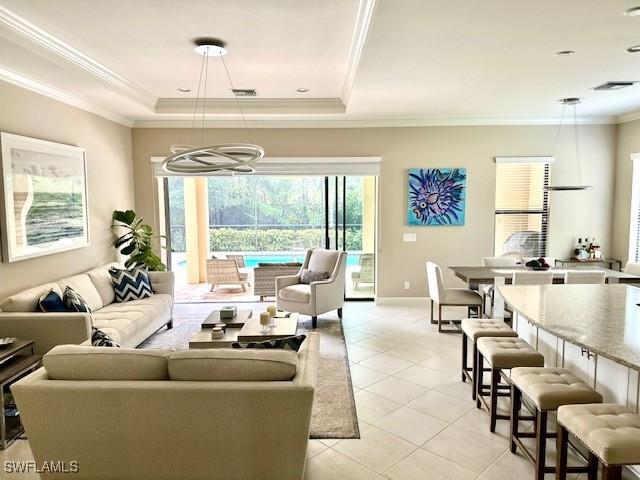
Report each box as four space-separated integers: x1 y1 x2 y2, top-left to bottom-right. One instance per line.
276 274 299 290
148 271 175 300
0 313 92 355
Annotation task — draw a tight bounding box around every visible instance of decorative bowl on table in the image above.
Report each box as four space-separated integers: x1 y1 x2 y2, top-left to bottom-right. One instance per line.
0 337 17 348
525 258 551 271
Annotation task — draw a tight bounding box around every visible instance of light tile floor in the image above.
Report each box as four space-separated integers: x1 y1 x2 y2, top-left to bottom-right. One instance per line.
3 301 629 479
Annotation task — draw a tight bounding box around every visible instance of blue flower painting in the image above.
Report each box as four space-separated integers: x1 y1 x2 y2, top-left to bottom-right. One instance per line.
407 168 466 226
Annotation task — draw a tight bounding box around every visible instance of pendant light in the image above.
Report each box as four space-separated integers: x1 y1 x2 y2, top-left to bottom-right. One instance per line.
162 38 264 174
547 97 592 191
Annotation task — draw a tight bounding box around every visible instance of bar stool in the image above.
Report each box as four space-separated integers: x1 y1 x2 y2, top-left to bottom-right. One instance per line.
510 367 603 480
476 337 544 432
557 403 640 480
460 318 517 400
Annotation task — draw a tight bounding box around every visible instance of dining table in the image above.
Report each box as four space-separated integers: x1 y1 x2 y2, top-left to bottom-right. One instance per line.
448 265 640 286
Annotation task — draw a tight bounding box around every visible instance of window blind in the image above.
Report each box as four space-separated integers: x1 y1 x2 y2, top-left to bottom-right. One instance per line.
629 157 640 262
494 161 549 257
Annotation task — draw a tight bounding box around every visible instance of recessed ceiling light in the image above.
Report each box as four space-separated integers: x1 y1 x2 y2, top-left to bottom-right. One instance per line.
296 88 309 93
555 50 575 56
177 87 191 93
627 45 640 53
625 6 640 16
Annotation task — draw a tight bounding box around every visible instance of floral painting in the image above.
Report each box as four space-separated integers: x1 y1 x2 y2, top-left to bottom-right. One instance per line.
407 168 466 225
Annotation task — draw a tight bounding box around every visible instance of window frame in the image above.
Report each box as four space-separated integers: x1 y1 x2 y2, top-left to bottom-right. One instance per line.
493 162 550 258
628 155 640 263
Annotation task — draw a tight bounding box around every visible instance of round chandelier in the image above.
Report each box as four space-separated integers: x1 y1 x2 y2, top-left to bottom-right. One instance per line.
162 38 264 174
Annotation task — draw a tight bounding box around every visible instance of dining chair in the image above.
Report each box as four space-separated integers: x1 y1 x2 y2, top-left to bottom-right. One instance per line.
481 256 518 315
563 270 606 284
426 261 483 333
624 261 640 275
511 271 554 285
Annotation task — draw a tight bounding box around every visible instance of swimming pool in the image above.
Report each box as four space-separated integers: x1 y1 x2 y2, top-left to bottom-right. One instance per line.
178 253 362 268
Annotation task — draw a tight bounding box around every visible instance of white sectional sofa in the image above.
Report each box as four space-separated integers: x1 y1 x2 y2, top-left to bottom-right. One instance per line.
0 262 174 354
12 333 319 480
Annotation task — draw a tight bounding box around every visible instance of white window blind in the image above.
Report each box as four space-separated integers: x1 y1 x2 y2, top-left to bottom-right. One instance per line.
629 156 640 262
493 159 550 257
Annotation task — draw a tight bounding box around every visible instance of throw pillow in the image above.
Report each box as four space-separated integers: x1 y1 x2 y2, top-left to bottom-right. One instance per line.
38 290 70 313
109 267 153 303
91 327 120 347
232 334 306 352
63 286 92 313
300 268 330 284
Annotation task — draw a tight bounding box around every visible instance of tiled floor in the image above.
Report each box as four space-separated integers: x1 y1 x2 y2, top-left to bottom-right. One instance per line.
1 301 617 479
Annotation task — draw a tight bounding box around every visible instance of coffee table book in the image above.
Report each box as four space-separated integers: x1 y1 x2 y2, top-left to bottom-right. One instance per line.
202 309 252 328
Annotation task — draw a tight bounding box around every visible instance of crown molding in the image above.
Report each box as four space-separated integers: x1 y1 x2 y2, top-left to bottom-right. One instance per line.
341 0 377 105
155 97 345 115
0 65 133 126
0 5 156 109
132 115 616 129
617 109 640 124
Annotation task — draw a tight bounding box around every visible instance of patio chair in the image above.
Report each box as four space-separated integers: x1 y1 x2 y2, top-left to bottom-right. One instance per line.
226 254 245 268
207 259 250 292
352 253 374 290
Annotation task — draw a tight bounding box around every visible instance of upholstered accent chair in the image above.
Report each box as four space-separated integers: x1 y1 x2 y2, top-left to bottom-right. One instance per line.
276 248 347 328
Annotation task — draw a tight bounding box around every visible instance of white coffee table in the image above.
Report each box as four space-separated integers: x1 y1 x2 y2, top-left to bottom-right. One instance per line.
189 312 299 349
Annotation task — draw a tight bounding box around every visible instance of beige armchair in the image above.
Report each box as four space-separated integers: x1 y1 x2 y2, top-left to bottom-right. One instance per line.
276 248 347 328
207 258 250 292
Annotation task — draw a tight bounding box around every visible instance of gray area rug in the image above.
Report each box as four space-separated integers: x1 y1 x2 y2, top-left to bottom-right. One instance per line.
139 312 360 439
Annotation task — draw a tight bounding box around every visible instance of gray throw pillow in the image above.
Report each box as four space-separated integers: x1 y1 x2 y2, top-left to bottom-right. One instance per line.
300 268 330 284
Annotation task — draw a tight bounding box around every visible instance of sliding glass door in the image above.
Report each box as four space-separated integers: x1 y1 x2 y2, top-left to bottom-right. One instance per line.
161 174 376 300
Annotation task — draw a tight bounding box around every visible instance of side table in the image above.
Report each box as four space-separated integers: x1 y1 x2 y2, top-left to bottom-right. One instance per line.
0 339 41 449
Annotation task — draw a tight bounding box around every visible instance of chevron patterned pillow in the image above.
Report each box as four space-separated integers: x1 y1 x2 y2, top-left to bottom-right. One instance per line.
232 334 307 352
109 267 153 303
63 286 92 313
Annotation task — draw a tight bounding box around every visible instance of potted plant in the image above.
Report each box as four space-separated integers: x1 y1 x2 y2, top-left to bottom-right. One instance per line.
112 210 166 271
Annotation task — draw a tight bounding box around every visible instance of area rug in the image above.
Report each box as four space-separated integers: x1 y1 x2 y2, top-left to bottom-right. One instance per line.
139 312 360 439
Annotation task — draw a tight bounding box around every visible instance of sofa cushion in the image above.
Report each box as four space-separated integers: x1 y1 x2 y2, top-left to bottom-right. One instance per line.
307 248 339 275
38 290 69 313
57 274 103 311
232 335 307 352
0 283 62 312
43 345 171 380
278 284 311 303
169 349 299 381
91 327 120 347
63 286 92 313
92 294 172 344
86 263 120 306
109 267 153 302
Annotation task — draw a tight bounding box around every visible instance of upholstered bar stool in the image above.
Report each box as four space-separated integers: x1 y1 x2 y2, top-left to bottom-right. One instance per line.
460 319 518 400
476 337 544 432
510 367 603 480
556 403 640 480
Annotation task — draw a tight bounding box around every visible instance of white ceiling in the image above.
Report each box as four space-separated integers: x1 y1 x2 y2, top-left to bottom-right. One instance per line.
0 0 639 127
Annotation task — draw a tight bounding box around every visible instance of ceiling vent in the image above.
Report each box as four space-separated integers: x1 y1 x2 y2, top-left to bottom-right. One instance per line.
231 89 257 97
593 81 637 91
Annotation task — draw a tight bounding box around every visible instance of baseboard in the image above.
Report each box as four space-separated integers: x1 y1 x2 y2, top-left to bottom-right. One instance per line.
375 296 430 306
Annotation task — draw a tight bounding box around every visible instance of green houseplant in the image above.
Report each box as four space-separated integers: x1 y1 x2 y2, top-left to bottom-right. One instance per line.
112 210 166 271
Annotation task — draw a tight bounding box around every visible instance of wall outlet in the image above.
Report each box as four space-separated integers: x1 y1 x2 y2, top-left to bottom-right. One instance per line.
403 281 410 290
403 233 417 242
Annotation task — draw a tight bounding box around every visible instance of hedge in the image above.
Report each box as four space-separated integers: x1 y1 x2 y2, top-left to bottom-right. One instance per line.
169 227 362 252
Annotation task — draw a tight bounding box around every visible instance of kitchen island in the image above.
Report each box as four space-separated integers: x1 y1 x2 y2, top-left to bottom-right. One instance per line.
498 283 640 412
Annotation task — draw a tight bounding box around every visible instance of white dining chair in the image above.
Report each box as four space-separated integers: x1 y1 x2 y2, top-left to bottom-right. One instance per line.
512 271 554 285
426 261 483 333
481 256 518 315
563 270 606 284
624 261 640 275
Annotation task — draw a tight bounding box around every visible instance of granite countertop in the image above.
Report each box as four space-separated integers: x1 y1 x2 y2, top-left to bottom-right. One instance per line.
497 284 640 370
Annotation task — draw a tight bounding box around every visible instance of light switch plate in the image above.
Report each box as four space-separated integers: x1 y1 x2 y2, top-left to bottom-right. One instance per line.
403 233 417 242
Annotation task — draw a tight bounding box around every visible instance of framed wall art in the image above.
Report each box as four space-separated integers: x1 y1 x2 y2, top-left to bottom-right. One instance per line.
407 167 466 226
0 132 89 262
